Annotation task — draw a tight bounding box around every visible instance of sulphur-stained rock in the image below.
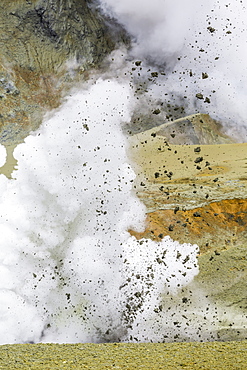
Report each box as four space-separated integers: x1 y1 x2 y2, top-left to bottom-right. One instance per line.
0 0 129 145
129 133 247 341
1 1 247 342
128 134 247 255
129 198 247 254
130 201 247 341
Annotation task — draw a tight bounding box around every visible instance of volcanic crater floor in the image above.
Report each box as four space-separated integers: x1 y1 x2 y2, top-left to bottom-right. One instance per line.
128 136 247 342
1 341 247 369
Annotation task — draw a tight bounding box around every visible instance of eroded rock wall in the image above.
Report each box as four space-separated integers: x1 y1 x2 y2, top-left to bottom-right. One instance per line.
0 0 128 144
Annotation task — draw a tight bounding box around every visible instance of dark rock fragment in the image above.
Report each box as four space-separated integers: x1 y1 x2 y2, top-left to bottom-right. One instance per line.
193 212 201 217
194 157 203 163
207 26 216 33
196 93 204 100
152 109 161 115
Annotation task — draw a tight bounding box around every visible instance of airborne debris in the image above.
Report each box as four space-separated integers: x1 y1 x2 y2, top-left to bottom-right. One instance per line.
207 26 215 33
193 212 201 217
196 93 204 100
167 172 173 179
194 157 203 163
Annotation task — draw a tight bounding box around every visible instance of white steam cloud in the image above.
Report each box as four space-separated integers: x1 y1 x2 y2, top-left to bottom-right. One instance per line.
1 0 245 344
0 79 201 344
99 0 247 141
99 0 200 63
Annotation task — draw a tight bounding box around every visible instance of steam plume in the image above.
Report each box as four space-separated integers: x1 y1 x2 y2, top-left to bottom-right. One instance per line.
98 0 247 141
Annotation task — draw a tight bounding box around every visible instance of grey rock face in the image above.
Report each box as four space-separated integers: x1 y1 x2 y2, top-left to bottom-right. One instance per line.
0 0 129 145
130 113 234 146
6 0 126 69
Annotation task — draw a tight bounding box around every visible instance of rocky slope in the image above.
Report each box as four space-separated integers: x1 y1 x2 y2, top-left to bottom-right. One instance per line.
1 1 247 342
0 0 128 145
129 133 247 341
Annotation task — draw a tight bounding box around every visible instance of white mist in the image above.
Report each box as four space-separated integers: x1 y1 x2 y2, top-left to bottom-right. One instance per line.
0 78 200 344
99 0 247 141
